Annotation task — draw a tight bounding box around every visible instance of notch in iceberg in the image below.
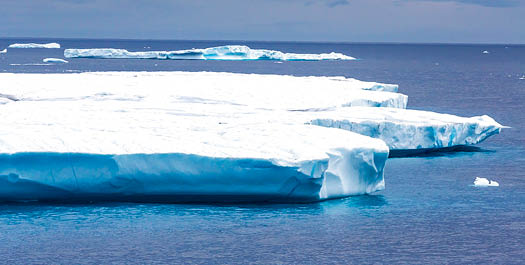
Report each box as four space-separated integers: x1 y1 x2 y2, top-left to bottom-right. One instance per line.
64 45 355 61
8 43 61 49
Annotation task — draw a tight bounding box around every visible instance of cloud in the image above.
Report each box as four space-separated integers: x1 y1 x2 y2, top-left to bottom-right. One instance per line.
326 0 349 7
303 0 349 8
411 0 522 7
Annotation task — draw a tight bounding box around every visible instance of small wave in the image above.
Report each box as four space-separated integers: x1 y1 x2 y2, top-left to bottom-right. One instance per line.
64 45 355 61
9 63 54 66
8 43 61 49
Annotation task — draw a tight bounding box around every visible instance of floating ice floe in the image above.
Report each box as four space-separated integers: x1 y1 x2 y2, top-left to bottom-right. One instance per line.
8 42 61 49
64 45 355 61
43 58 68 63
0 71 504 202
0 49 6 54
305 107 504 152
473 177 499 187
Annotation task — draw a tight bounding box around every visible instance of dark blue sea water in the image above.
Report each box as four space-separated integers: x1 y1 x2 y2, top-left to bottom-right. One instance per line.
0 38 524 264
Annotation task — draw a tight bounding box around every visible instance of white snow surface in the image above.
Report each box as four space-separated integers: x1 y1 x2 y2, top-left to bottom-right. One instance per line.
64 45 355 61
0 72 406 109
473 177 499 187
43 58 68 63
8 43 60 49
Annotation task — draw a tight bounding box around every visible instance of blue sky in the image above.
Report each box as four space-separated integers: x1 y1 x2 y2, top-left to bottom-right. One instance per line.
1 0 524 43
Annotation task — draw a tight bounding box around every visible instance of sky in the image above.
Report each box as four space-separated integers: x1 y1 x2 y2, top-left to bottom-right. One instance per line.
0 0 524 44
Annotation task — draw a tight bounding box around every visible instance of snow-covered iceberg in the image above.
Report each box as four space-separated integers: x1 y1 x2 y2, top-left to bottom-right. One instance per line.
64 45 355 61
0 71 504 202
8 42 60 49
0 49 6 54
43 58 68 63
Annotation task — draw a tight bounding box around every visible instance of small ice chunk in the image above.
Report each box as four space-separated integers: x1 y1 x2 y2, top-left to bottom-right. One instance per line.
8 43 61 49
482 50 490 54
0 48 6 54
473 177 499 187
43 58 68 63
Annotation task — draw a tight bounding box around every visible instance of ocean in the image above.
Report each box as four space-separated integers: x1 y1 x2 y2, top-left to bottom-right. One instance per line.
0 38 524 264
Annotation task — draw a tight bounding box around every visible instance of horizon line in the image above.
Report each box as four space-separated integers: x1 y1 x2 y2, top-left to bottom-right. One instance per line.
1 36 524 46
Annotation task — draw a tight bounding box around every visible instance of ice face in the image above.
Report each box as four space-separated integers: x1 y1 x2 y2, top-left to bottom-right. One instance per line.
43 58 68 63
8 43 61 48
64 45 355 61
0 121 388 202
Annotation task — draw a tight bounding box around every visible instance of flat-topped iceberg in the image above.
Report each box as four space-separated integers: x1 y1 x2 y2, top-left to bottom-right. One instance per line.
64 45 355 61
0 71 504 202
43 58 68 63
8 42 60 49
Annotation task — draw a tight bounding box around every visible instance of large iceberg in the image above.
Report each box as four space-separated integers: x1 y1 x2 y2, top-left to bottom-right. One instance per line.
0 71 503 202
64 45 355 61
8 42 61 49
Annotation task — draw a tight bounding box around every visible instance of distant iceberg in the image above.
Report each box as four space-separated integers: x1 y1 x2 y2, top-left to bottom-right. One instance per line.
8 43 61 49
43 58 68 63
64 45 355 61
482 50 489 54
473 177 499 187
0 48 6 54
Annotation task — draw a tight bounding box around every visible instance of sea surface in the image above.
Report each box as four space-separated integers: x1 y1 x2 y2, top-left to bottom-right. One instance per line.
0 38 524 264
